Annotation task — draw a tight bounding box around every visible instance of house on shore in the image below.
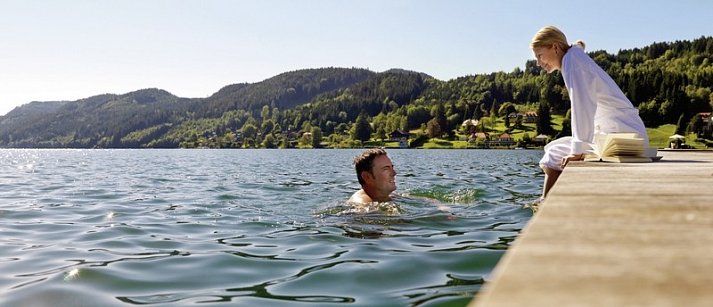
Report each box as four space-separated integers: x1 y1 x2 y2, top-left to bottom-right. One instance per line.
534 134 549 145
390 130 410 148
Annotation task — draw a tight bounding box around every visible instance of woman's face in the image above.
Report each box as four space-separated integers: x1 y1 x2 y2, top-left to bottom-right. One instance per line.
533 44 562 73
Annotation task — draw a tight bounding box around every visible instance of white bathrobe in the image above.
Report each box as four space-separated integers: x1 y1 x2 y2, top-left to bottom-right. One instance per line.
540 45 648 171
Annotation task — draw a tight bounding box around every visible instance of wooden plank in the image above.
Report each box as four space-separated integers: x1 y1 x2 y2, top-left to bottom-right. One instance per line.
470 151 713 307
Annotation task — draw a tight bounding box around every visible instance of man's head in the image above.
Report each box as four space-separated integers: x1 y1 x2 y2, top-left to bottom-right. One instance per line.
353 148 387 185
353 148 397 200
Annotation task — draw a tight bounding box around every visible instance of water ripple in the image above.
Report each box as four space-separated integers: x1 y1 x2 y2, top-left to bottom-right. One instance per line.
0 149 541 306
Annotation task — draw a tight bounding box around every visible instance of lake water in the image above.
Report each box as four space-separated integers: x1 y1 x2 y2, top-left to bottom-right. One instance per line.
0 149 542 306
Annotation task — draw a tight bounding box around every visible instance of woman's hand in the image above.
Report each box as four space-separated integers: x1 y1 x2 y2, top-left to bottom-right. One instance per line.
561 153 584 168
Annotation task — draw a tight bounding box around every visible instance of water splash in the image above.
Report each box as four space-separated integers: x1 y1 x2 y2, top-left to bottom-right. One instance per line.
406 186 480 204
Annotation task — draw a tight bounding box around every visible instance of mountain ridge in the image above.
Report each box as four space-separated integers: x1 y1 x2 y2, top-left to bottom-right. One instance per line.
1 35 711 148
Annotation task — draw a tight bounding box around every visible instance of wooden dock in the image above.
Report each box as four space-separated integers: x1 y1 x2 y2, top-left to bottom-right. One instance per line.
470 150 713 307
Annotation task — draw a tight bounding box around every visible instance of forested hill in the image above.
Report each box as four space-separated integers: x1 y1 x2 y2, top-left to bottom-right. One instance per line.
195 67 376 118
1 36 711 148
0 68 375 148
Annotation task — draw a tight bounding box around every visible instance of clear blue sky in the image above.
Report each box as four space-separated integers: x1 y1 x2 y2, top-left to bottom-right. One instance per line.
1 0 711 115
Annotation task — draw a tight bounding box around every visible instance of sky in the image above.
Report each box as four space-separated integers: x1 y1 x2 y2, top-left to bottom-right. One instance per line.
1 0 712 116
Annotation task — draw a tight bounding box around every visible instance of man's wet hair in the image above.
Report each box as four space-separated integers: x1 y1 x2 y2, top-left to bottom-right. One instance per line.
353 148 388 185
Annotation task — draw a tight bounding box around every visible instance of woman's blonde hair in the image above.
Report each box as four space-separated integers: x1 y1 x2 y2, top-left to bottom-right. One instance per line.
530 25 585 50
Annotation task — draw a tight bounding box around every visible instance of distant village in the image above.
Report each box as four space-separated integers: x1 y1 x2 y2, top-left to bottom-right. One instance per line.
196 111 713 149
379 111 548 149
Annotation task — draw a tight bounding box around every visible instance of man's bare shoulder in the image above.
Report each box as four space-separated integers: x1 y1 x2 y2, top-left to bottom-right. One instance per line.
348 189 373 204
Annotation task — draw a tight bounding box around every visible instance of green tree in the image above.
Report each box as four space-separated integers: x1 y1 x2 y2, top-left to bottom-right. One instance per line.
376 126 387 141
638 99 662 126
261 119 275 135
261 105 270 120
499 102 517 128
555 108 572 139
431 103 447 132
536 101 554 135
243 138 255 148
675 113 687 135
262 133 277 148
446 113 461 137
489 106 498 130
406 105 431 130
311 126 322 148
335 123 349 135
241 123 258 140
659 99 676 124
521 132 532 146
279 135 290 148
688 113 705 136
271 107 280 124
351 112 372 142
426 118 442 138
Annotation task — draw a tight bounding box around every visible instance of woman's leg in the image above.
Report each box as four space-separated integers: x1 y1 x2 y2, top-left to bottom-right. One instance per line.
539 137 571 199
541 165 561 198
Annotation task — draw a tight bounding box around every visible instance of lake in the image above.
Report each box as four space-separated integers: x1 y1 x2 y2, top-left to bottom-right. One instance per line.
0 149 542 306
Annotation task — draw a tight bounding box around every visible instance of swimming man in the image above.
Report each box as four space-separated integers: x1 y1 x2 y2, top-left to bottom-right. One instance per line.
349 148 397 204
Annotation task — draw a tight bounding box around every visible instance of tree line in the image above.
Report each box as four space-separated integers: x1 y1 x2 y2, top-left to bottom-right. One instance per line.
0 36 711 148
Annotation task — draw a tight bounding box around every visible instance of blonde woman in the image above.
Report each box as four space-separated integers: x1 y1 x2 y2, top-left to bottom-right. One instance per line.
531 26 649 198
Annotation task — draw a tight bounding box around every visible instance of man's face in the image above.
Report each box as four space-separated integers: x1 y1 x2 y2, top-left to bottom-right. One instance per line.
368 155 397 193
